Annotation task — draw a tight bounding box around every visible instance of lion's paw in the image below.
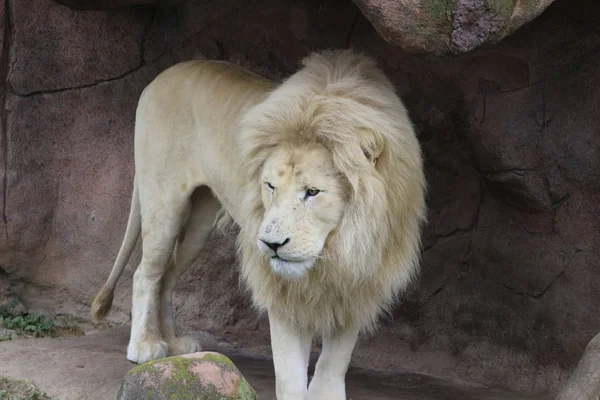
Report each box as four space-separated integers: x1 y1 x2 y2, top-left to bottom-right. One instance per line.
127 338 169 364
308 377 346 400
167 336 202 356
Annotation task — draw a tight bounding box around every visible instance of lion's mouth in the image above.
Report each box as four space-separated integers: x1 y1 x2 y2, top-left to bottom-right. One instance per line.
268 255 316 280
271 255 308 264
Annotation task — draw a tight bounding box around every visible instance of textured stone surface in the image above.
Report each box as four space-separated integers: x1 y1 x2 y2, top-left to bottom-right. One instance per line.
556 332 600 400
0 0 598 398
9 0 150 95
53 0 182 10
117 352 258 400
352 0 555 55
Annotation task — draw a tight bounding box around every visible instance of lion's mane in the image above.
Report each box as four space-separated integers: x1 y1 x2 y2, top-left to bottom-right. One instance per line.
236 49 427 336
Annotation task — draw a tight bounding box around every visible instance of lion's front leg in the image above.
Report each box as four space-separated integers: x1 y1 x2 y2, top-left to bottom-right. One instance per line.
269 312 313 400
307 325 359 400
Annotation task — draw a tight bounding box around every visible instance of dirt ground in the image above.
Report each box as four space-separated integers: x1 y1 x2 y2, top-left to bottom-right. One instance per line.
0 327 549 400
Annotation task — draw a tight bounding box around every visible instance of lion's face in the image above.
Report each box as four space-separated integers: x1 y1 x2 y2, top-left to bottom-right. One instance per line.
257 144 347 279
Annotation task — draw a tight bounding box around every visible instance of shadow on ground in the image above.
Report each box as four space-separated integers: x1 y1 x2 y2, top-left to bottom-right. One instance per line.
0 327 548 400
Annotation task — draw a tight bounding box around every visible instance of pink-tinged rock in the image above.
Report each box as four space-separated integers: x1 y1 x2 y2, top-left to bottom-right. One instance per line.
351 0 555 56
9 0 150 95
117 352 258 400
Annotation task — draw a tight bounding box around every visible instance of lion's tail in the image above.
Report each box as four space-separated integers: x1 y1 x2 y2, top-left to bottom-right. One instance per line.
91 179 141 322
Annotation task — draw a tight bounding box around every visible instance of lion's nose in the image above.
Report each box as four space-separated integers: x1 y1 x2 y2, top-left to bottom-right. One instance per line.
261 238 290 252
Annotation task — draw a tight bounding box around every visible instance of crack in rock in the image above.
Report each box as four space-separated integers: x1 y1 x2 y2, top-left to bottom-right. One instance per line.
502 270 565 299
14 63 145 98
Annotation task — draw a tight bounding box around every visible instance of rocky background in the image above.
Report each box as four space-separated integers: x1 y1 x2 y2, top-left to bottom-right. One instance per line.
0 0 598 396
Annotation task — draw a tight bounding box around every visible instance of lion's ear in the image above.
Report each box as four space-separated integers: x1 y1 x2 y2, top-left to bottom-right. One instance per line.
360 130 384 166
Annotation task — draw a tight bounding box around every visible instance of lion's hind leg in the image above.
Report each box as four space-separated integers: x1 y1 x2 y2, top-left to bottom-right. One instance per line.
159 186 222 356
127 195 189 364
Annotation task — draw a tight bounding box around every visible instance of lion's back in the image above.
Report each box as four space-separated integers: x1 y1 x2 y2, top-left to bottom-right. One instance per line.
138 60 274 120
133 59 276 222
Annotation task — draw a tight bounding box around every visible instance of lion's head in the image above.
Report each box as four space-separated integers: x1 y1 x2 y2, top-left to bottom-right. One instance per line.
255 143 348 279
237 49 426 324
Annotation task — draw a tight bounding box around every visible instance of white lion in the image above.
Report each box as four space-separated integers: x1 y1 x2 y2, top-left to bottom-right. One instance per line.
91 49 426 400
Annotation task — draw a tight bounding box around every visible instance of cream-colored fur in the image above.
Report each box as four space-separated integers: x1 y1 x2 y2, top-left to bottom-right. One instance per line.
91 49 426 400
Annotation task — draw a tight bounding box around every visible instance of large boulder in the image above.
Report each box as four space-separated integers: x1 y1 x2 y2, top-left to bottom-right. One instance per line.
352 0 555 55
54 0 555 56
117 352 258 400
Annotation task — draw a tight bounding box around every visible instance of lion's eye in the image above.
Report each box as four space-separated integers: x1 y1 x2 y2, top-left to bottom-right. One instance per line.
306 188 320 197
266 182 275 191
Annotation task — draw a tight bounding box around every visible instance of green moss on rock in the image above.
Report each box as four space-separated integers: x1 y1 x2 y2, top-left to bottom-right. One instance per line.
129 360 160 375
428 0 459 20
200 352 236 369
117 352 258 400
236 378 258 400
486 0 517 19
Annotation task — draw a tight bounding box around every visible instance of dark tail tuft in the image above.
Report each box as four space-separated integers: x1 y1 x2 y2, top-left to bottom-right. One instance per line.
91 284 114 322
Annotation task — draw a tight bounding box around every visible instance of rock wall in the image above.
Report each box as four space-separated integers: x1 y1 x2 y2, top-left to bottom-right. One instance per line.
0 0 598 395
